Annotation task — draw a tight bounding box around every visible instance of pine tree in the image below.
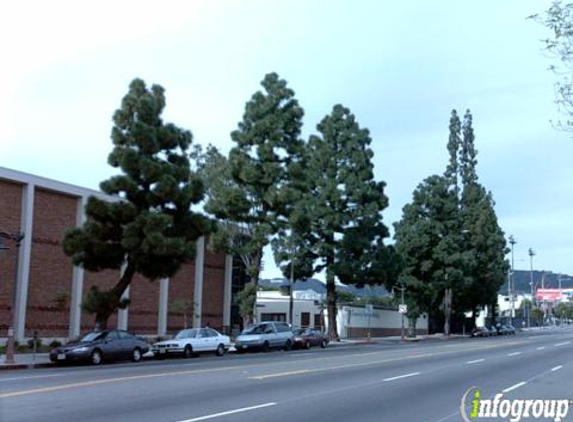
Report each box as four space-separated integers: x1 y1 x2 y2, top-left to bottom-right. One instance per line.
201 73 305 321
63 79 211 330
301 104 391 340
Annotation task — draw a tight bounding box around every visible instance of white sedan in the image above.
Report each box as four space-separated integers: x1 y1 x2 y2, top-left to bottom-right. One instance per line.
152 328 230 358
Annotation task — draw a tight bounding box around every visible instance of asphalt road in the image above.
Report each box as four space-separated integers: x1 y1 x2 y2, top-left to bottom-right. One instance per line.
1 327 573 422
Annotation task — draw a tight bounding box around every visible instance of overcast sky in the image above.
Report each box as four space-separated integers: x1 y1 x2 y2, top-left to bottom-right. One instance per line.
2 0 571 279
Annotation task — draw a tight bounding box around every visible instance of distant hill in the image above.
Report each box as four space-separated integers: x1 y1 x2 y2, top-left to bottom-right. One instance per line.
500 270 573 294
258 278 390 297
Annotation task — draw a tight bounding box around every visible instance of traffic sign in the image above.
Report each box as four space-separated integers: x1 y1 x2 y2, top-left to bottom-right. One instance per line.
398 304 407 314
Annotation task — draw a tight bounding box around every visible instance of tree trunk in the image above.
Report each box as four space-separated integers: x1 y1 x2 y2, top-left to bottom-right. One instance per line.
93 261 136 331
250 251 262 323
326 249 338 341
407 316 417 338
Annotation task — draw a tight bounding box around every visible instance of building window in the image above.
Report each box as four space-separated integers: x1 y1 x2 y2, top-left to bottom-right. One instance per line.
301 312 310 327
261 313 286 322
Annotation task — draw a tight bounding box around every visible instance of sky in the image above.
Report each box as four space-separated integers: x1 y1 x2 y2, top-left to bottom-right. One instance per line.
1 0 571 279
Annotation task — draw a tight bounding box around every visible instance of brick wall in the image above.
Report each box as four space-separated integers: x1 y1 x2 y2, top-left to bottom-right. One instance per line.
128 274 159 334
0 180 23 331
167 263 195 332
26 189 78 337
82 269 120 332
202 249 226 331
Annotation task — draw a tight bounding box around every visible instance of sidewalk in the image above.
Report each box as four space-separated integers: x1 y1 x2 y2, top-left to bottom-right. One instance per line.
0 353 55 370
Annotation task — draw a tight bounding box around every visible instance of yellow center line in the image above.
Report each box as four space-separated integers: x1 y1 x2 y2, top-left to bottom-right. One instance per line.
0 366 236 399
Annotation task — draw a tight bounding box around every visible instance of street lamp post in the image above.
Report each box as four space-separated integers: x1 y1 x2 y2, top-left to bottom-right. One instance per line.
289 247 295 327
508 236 516 325
528 248 535 306
0 229 25 365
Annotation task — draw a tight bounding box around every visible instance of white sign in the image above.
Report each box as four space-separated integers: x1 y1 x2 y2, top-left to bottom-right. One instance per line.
399 304 408 314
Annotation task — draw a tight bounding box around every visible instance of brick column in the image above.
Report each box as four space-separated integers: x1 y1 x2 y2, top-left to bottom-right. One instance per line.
223 254 233 333
14 183 34 341
158 278 169 336
193 236 205 328
68 196 86 339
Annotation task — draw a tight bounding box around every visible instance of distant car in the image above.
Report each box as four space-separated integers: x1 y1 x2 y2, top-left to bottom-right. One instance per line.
152 328 230 358
234 321 294 352
49 330 149 365
485 325 498 336
505 324 516 335
495 324 509 335
470 327 489 338
292 328 329 349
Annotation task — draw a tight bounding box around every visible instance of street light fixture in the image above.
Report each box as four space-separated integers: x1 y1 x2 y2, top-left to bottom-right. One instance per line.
0 229 25 365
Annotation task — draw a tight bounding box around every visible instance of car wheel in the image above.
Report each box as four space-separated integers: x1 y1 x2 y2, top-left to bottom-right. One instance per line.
183 345 193 358
215 344 226 357
261 341 270 353
284 340 292 351
132 347 142 362
320 339 328 349
305 340 311 350
91 349 103 365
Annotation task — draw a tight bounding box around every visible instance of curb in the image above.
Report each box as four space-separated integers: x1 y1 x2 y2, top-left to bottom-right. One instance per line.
0 362 56 370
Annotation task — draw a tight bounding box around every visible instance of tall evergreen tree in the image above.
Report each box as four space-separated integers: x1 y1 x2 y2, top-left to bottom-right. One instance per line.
301 105 391 340
459 110 509 322
63 79 211 330
201 73 305 321
394 175 463 335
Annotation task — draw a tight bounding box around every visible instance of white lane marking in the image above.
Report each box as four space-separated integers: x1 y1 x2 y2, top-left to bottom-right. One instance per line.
537 346 545 350
176 402 277 422
502 381 527 393
507 352 522 356
467 359 485 364
554 342 570 347
0 374 66 382
551 365 563 372
383 372 420 382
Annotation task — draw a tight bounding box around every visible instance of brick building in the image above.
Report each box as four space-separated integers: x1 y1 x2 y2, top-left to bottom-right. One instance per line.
0 167 246 342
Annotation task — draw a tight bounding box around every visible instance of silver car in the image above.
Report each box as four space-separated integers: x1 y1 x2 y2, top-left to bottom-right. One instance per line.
234 321 294 352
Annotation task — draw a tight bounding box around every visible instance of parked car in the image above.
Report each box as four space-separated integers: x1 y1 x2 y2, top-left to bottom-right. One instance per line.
495 324 509 335
234 321 294 352
485 325 498 336
292 328 329 349
152 328 230 358
470 327 489 338
49 330 149 365
505 324 516 335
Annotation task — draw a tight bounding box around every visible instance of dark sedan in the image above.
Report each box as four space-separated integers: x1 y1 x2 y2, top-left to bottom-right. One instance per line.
292 328 329 349
49 330 149 365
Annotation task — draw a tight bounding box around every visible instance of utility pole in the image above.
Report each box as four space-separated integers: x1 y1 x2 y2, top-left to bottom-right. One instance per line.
508 236 516 325
528 248 535 308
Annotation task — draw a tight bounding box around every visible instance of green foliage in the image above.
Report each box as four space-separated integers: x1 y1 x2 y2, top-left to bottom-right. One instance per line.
199 74 305 292
283 104 394 340
531 307 545 321
531 1 573 130
237 284 257 322
49 340 62 349
554 301 573 319
395 109 508 333
336 290 356 304
63 78 211 329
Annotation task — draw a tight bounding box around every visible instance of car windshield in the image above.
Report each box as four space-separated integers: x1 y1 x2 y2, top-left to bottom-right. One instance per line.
241 325 264 335
79 332 107 342
294 329 308 335
174 329 198 339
